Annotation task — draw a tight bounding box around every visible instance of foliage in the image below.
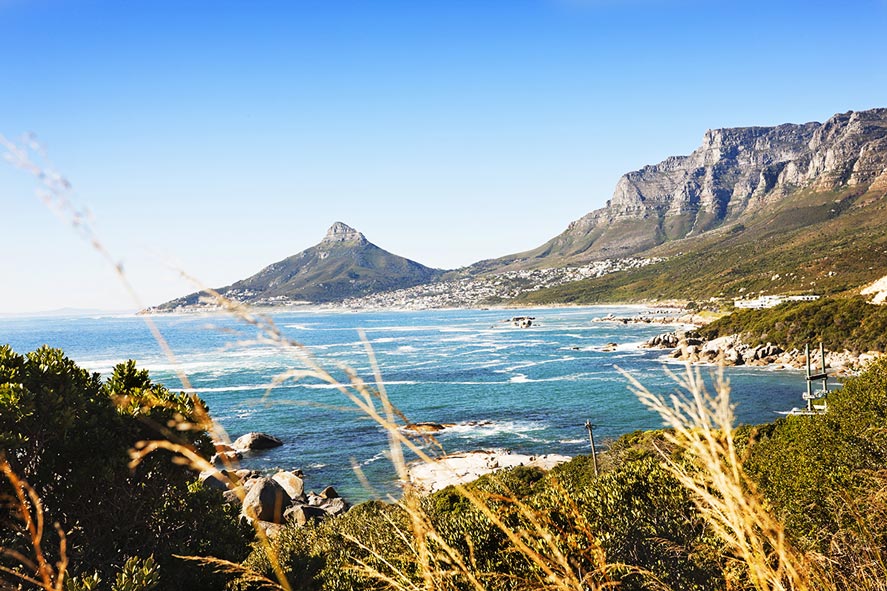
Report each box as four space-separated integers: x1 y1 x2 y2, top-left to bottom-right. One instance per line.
237 501 414 591
744 357 887 557
239 457 726 591
65 557 160 591
698 295 887 352
0 345 251 591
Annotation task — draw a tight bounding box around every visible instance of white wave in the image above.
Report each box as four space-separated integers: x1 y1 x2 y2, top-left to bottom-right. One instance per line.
361 451 388 465
442 419 548 438
509 374 529 383
181 384 277 393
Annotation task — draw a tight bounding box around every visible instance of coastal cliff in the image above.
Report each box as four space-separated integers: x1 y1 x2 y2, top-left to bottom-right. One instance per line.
480 108 887 271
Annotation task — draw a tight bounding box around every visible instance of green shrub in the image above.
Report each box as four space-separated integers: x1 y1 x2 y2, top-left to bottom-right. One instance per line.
0 345 251 591
745 357 887 556
699 295 887 352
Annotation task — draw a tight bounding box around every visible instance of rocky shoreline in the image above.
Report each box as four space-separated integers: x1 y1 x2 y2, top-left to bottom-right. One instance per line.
645 330 882 376
201 432 349 537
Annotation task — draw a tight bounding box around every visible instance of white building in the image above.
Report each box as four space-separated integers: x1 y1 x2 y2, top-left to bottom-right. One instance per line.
733 294 820 309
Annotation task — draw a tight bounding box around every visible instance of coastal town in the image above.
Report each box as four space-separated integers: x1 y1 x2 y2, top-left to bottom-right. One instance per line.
337 258 663 309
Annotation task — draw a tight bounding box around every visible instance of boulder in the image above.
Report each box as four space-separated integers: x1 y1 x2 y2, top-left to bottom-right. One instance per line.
222 489 242 506
241 477 289 524
284 504 328 526
319 485 339 499
319 497 349 516
233 469 262 482
211 450 242 464
232 432 284 451
199 469 235 491
272 471 305 501
256 520 284 539
646 332 679 348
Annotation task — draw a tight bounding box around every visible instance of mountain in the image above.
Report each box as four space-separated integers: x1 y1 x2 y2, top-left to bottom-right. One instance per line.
152 223 444 310
475 108 887 274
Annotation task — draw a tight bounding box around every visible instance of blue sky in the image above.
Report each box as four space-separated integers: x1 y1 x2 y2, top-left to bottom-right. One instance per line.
2 0 886 313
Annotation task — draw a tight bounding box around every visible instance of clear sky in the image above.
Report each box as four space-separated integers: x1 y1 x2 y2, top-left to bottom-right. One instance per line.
2 0 886 313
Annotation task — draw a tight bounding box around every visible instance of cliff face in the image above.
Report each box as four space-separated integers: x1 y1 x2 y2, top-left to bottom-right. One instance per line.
482 108 887 269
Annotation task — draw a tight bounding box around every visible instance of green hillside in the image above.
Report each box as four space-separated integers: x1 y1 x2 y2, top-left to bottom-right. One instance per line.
519 185 887 304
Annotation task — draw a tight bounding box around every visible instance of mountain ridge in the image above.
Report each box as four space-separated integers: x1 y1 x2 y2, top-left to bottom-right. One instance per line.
473 108 887 274
152 107 887 310
151 223 444 310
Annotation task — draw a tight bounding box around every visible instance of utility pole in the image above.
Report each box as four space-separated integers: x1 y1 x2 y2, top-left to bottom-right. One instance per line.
585 420 599 477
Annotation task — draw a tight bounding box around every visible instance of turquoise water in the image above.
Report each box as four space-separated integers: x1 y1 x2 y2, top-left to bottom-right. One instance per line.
0 306 805 501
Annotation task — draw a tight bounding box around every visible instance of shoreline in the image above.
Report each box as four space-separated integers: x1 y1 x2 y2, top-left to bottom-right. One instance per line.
407 450 572 494
643 329 883 377
138 301 678 316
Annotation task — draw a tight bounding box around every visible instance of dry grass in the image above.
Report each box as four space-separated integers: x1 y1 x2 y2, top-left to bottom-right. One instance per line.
5 133 887 591
0 456 68 591
624 365 825 591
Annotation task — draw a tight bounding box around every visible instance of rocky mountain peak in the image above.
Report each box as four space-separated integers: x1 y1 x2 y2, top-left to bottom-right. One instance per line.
478 106 887 272
322 222 367 245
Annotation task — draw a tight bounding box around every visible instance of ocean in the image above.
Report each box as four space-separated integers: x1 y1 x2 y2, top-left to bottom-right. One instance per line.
0 306 805 501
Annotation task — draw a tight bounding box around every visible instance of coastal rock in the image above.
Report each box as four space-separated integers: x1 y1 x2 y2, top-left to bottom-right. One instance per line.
403 422 455 434
272 471 305 501
667 333 882 375
233 432 284 451
256 520 284 539
319 485 339 499
199 469 231 491
241 477 289 524
284 504 328 526
319 497 349 516
211 450 243 464
646 332 680 348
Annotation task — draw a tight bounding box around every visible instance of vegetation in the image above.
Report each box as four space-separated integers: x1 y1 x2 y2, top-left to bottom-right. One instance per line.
0 346 251 591
518 186 887 304
698 295 887 352
232 360 887 591
4 343 887 591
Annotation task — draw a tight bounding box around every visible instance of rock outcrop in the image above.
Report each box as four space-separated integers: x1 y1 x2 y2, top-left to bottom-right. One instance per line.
646 331 883 374
232 432 284 451
199 467 349 535
481 108 887 269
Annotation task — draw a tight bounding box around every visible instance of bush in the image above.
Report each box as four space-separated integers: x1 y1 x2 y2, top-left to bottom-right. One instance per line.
699 295 887 353
744 357 887 561
0 345 251 590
